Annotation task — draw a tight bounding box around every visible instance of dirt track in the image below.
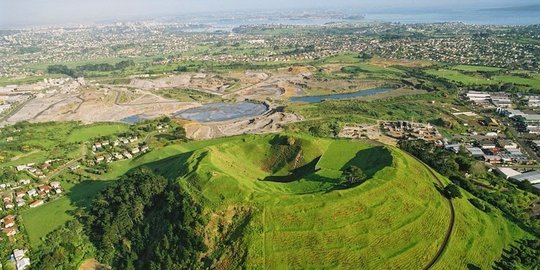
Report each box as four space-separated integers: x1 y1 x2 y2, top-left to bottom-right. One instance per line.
402 151 455 270
184 111 303 140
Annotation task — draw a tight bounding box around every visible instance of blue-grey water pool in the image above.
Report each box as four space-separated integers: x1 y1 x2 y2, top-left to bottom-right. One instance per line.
289 87 393 103
174 102 268 122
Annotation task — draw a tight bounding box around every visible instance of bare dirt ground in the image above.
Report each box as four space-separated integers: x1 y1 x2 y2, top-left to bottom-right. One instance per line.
369 57 433 68
129 73 242 94
78 259 109 270
184 111 303 140
338 123 398 146
4 87 199 124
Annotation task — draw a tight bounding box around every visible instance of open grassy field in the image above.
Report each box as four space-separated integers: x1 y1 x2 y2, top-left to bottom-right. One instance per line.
0 122 81 168
452 65 502 72
493 74 540 88
66 123 129 143
425 69 495 85
21 180 111 247
21 197 73 247
426 68 540 88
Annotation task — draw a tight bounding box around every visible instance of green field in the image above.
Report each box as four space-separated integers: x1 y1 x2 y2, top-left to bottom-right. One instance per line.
493 74 540 88
66 123 129 143
425 69 495 85
427 68 540 88
21 198 73 247
21 180 111 247
452 65 502 72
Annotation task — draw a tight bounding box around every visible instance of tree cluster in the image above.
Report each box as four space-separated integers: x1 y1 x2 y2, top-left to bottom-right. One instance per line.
493 239 540 270
47 60 135 77
31 220 95 270
340 165 368 187
86 168 205 269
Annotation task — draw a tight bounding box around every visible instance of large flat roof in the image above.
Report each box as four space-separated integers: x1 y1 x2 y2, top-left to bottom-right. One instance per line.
523 114 540 121
467 147 484 156
512 170 540 184
496 167 521 179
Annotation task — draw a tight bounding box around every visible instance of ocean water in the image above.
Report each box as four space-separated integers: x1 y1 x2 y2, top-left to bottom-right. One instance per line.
365 9 540 25
202 8 540 28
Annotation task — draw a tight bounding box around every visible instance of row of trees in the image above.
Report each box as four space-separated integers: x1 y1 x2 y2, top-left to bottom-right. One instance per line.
47 60 135 77
493 239 540 270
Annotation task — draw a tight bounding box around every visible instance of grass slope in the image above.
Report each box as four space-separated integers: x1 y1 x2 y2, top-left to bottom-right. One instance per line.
150 134 528 269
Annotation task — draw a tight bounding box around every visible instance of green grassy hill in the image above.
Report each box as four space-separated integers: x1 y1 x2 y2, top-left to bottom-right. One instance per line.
20 133 528 268
145 134 528 269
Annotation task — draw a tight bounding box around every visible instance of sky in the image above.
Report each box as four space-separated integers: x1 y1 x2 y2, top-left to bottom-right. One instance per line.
0 0 538 28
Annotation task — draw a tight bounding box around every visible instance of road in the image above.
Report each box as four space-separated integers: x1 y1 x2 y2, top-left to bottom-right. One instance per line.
507 126 540 162
0 95 34 124
45 143 87 180
222 73 273 99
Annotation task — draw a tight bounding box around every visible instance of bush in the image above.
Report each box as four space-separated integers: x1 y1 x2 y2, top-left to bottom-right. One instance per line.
468 198 491 213
340 166 368 187
444 184 462 199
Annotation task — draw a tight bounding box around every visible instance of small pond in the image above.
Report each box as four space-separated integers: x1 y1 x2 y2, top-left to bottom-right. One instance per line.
120 114 149 124
289 87 394 103
174 102 268 122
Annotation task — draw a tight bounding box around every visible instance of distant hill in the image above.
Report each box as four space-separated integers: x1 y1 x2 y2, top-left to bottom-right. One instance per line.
480 4 540 12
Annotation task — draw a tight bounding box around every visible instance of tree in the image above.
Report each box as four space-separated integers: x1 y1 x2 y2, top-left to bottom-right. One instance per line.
175 66 188 72
444 184 462 199
341 166 368 187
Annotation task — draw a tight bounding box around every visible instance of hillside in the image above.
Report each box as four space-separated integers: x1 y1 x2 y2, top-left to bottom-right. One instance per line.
146 134 528 269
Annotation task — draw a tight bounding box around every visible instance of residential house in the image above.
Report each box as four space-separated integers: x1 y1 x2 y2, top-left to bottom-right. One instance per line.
1 215 15 228
483 155 503 164
15 191 26 199
16 257 30 270
19 179 31 185
27 189 37 197
29 200 44 208
38 185 51 194
13 249 25 261
5 228 17 237
50 182 61 189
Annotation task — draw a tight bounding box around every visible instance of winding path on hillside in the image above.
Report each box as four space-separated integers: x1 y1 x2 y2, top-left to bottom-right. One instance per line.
402 151 456 270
